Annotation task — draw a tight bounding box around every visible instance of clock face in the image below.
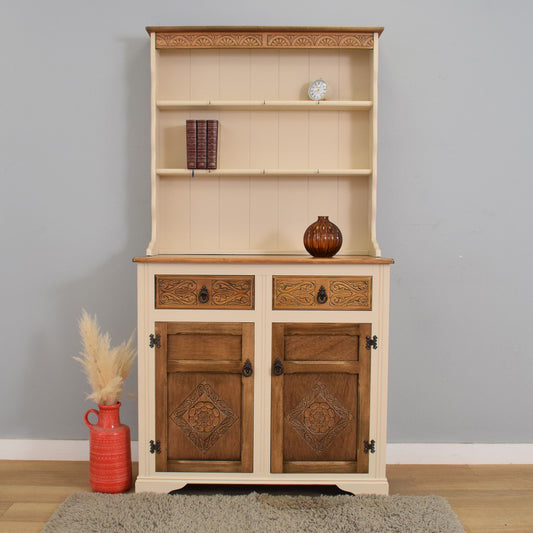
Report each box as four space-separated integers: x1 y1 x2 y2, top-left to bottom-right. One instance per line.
308 79 327 101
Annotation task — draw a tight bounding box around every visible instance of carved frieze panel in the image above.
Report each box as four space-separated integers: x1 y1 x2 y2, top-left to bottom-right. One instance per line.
154 30 376 49
265 32 374 49
272 276 372 310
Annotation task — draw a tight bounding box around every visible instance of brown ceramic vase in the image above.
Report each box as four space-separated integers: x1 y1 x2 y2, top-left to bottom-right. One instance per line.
303 216 343 257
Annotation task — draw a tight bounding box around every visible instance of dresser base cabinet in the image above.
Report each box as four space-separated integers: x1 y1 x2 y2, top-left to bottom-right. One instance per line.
135 258 391 495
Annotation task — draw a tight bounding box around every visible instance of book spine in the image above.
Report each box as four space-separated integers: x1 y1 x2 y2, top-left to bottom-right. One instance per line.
196 119 207 169
207 120 219 169
186 120 197 169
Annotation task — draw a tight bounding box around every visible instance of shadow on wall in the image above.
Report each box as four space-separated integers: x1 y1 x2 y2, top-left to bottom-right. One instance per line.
18 38 151 441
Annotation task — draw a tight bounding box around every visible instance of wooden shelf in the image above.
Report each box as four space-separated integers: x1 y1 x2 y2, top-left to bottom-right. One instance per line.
157 100 373 111
156 168 372 177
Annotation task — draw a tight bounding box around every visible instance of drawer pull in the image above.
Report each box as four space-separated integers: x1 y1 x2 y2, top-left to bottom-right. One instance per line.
272 358 284 376
198 285 210 304
242 359 253 378
317 285 328 304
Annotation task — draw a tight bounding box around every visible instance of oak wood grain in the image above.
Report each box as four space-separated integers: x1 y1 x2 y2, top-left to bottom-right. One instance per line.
270 323 372 474
134 255 394 264
155 322 254 473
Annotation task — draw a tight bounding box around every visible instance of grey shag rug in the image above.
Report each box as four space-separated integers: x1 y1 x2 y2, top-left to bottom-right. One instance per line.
42 491 465 533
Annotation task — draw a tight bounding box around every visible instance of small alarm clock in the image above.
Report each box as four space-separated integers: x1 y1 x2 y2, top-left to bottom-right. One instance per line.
308 79 328 101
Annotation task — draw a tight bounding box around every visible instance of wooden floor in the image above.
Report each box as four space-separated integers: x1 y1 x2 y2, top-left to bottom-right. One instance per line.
0 462 531 532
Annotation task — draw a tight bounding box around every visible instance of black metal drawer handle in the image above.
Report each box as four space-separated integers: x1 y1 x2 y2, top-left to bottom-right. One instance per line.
272 358 284 376
242 359 253 378
198 285 209 304
317 285 328 304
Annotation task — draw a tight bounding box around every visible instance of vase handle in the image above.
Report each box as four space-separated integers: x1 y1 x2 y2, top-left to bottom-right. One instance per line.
84 408 99 428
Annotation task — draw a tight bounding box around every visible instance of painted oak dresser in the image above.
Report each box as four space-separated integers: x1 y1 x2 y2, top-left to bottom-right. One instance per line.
134 26 393 495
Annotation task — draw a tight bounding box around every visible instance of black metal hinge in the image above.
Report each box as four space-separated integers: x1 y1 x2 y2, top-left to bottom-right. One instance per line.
149 333 161 349
364 439 376 454
366 335 378 350
149 440 161 454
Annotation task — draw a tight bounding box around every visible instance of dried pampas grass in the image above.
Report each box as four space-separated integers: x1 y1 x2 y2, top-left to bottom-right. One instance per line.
75 309 136 406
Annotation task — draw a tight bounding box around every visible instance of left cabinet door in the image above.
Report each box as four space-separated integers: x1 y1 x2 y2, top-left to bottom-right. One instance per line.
155 322 254 473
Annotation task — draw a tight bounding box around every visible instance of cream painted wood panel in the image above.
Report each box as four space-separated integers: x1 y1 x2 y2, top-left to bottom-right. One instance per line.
219 177 251 250
249 177 279 251
156 175 373 254
156 177 191 251
249 112 278 167
250 50 280 99
189 176 220 250
156 50 191 100
148 30 380 256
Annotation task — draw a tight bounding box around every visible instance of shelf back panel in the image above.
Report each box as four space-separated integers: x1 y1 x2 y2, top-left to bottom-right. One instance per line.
156 48 372 102
155 174 370 255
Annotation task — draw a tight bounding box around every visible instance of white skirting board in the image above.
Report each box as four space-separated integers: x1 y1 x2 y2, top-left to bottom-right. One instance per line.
0 440 139 462
0 441 531 463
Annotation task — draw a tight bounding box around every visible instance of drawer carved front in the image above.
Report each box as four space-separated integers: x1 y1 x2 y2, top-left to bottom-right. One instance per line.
155 275 254 310
272 276 372 310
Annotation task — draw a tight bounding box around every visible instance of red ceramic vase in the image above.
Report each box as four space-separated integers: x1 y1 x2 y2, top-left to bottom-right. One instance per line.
84 402 132 493
303 216 343 257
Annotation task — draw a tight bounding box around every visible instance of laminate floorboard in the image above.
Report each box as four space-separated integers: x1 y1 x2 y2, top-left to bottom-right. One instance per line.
0 461 531 532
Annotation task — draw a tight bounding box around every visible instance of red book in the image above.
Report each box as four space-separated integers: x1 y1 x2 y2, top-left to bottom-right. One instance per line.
186 120 197 169
196 120 207 169
207 120 219 169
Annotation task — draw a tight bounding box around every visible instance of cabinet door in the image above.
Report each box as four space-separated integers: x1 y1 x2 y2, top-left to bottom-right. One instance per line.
271 323 371 474
155 322 254 473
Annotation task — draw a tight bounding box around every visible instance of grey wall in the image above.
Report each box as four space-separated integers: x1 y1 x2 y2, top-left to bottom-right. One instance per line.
1 0 532 443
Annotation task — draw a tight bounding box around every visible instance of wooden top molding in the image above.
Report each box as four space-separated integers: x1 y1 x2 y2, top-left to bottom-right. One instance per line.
146 26 383 50
133 255 394 265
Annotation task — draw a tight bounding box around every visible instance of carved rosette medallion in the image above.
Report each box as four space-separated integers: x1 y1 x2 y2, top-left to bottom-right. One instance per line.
170 381 238 452
154 31 375 49
287 381 353 455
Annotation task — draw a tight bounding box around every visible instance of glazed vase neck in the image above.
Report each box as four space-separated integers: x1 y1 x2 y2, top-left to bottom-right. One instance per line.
96 403 121 428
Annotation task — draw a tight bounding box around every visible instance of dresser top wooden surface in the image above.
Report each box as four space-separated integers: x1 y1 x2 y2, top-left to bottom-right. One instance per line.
146 26 384 35
133 255 394 264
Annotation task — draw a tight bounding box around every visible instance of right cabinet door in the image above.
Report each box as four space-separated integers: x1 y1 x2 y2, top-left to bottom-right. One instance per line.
271 323 371 474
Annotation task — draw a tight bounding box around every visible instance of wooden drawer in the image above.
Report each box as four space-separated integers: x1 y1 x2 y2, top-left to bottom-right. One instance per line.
272 276 372 311
155 275 254 310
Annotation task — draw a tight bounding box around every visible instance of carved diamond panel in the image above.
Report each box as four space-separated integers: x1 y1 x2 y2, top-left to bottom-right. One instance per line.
287 381 353 455
170 381 238 452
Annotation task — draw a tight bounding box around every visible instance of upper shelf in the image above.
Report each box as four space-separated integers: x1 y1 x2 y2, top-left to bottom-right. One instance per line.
156 100 373 111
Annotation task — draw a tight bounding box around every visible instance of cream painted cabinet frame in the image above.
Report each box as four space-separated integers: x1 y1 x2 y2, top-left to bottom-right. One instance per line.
135 27 392 495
